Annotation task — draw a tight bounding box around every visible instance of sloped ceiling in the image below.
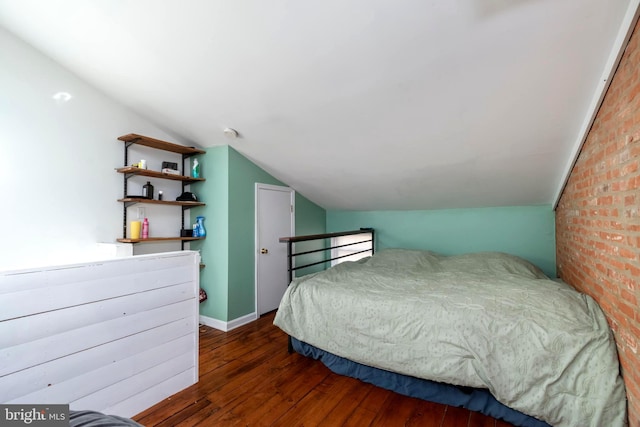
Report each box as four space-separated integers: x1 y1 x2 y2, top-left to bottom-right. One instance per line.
0 0 637 210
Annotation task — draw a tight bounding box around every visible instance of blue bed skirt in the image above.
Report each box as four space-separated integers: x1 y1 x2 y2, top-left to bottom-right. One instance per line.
291 338 550 427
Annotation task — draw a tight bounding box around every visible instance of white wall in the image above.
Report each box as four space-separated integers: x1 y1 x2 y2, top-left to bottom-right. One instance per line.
0 27 194 270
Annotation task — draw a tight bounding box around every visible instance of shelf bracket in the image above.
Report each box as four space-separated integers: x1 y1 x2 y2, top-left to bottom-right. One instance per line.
182 153 191 176
123 141 136 167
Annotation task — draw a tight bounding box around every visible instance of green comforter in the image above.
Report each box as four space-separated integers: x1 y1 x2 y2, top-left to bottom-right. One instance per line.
274 249 627 427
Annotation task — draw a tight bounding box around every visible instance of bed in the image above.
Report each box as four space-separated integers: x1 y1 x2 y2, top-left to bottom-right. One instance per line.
274 230 627 427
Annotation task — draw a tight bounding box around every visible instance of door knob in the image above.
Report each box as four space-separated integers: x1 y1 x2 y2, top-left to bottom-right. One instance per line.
260 248 269 254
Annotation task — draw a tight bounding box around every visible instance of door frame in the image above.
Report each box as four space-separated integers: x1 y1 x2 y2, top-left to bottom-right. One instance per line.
254 183 295 315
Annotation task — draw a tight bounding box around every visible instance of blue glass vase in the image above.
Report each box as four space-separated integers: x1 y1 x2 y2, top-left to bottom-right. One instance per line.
195 216 206 237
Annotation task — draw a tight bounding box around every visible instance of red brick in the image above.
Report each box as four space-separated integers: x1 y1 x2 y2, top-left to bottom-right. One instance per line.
619 247 639 259
557 17 640 426
619 301 637 319
621 288 638 305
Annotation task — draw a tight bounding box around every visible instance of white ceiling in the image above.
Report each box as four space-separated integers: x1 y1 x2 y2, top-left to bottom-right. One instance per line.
1 0 638 210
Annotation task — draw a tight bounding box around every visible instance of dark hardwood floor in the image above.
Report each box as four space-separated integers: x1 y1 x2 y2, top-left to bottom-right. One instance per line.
134 312 516 427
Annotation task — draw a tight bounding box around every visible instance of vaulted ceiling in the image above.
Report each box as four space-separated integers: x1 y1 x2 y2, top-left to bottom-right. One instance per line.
0 0 637 210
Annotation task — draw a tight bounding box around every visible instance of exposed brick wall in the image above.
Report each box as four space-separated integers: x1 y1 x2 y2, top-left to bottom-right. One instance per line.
556 18 640 427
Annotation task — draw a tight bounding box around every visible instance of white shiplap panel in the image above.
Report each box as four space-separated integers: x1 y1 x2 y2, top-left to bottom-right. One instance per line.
1 318 195 402
0 252 199 417
70 352 195 410
0 251 197 295
101 369 197 418
0 281 195 348
0 299 194 377
0 265 193 320
8 334 195 404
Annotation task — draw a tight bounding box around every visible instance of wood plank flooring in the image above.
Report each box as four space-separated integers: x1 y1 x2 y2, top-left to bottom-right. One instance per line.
134 312 516 427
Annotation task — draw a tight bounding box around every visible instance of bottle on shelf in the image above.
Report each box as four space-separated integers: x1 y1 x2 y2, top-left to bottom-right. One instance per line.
192 159 200 178
130 221 141 239
196 216 206 237
142 181 154 199
142 218 149 239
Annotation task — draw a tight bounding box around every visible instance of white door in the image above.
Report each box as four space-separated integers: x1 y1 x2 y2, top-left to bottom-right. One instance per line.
255 183 294 315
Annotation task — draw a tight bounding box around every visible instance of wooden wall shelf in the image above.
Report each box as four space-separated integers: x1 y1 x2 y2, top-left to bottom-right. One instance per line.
117 236 205 244
116 166 205 183
117 133 205 156
118 197 205 208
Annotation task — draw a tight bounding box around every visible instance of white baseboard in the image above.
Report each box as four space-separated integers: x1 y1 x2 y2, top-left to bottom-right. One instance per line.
199 312 258 332
228 312 259 330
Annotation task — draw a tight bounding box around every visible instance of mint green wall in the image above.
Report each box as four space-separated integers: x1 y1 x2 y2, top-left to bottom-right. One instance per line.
195 146 326 322
190 146 229 321
327 205 556 277
227 147 285 319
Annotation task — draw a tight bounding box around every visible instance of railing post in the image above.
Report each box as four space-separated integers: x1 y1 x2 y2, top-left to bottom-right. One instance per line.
287 241 293 285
